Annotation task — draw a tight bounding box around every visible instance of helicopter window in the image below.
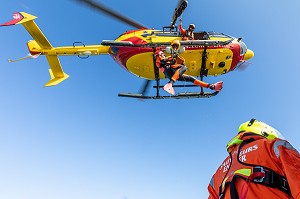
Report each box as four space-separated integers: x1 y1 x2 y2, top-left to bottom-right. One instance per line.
193 32 208 40
141 31 179 37
207 31 232 38
239 41 247 56
156 32 180 37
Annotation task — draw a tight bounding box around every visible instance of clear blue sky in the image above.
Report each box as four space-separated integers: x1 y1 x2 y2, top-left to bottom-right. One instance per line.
1 1 300 199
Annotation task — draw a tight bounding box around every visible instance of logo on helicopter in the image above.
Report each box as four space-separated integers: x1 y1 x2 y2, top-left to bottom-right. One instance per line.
13 13 21 19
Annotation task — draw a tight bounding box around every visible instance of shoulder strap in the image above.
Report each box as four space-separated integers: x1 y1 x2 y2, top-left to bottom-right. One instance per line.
257 167 291 195
237 140 292 196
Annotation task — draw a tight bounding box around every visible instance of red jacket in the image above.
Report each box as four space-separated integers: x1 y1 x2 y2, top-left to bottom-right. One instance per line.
179 24 194 40
208 133 300 199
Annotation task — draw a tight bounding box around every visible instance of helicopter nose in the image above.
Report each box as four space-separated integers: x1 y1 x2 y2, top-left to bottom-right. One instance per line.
244 49 254 60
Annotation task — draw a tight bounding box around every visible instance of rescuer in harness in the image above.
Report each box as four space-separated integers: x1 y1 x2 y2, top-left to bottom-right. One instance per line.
155 40 223 95
208 119 300 199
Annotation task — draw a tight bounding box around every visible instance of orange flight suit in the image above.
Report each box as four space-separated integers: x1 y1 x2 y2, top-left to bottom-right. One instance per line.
208 132 300 199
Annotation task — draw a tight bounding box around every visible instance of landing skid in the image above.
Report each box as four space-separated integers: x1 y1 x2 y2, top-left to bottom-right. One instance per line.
118 91 219 99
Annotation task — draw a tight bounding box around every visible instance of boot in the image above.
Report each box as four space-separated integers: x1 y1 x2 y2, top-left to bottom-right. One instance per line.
208 81 223 91
163 83 175 95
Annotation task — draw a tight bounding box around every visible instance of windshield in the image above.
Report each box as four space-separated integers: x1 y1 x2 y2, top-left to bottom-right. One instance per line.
239 40 247 56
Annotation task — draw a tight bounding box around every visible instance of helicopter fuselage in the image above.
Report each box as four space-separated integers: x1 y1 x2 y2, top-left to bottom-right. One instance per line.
109 29 254 80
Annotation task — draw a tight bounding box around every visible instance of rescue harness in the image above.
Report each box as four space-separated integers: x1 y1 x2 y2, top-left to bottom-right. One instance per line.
219 139 292 199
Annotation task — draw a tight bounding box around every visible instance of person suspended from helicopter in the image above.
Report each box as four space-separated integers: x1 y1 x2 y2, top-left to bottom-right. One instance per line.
179 18 195 40
155 40 223 95
208 119 300 199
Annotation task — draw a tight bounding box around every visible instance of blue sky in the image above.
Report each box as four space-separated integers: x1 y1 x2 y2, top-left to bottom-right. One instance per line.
1 0 300 199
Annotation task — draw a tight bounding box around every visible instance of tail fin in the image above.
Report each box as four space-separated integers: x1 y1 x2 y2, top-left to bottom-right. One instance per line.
1 12 68 87
45 55 69 87
1 12 52 49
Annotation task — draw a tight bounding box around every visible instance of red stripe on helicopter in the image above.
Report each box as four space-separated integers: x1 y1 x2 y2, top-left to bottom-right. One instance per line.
109 36 152 70
228 43 242 71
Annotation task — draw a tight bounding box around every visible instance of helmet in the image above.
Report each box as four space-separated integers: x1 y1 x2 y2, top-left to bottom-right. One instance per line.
155 49 164 57
171 40 180 50
189 24 195 30
238 119 284 140
226 119 284 152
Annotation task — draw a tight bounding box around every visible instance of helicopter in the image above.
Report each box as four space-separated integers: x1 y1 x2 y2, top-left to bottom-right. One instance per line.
1 0 254 99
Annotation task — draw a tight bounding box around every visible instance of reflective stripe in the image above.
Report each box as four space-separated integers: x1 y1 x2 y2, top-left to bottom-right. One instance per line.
221 176 229 190
234 168 251 177
273 140 299 158
219 169 251 198
209 176 214 189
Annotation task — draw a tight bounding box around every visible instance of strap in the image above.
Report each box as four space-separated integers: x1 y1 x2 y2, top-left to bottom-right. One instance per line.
239 168 266 199
259 168 291 195
243 166 291 196
230 180 239 199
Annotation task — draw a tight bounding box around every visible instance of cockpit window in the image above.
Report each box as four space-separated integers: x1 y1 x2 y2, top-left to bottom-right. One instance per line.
239 41 247 56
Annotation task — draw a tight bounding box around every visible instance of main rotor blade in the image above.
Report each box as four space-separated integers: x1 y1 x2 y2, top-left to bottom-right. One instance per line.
76 0 148 29
171 0 188 27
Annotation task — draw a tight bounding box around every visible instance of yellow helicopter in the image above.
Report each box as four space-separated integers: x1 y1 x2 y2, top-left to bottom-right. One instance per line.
1 0 254 99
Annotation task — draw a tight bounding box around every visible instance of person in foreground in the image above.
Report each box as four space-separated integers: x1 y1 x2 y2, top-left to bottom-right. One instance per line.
208 119 300 199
